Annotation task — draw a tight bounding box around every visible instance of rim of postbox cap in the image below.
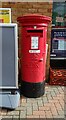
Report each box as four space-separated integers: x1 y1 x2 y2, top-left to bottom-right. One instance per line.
17 14 51 25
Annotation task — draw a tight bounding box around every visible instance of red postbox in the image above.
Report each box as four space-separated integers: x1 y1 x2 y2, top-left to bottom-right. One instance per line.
17 14 51 97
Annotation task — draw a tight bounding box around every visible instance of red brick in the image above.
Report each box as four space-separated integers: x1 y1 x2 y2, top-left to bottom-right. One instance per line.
33 111 45 116
39 106 50 111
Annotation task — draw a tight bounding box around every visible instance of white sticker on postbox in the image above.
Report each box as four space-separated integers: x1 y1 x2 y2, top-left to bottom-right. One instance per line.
31 36 38 49
29 50 40 53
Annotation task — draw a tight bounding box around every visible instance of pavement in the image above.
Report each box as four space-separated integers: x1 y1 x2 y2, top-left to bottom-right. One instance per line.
0 84 66 120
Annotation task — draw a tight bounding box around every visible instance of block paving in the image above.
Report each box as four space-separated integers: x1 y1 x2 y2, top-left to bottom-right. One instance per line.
0 84 65 119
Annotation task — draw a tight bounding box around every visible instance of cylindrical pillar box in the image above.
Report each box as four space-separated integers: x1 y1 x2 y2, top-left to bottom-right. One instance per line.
17 14 51 98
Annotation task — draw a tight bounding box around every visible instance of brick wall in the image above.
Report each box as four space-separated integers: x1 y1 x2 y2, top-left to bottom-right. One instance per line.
2 2 53 81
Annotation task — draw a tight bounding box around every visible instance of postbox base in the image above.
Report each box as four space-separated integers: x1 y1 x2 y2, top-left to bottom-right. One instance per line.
21 81 45 98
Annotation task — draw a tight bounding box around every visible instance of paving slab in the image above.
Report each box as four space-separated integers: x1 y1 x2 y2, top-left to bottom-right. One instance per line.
0 85 65 119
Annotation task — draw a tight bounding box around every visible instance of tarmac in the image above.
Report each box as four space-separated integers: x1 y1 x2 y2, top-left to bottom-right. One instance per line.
0 84 66 120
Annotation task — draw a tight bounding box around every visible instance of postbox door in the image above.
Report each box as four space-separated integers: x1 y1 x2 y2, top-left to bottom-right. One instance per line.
21 28 46 83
